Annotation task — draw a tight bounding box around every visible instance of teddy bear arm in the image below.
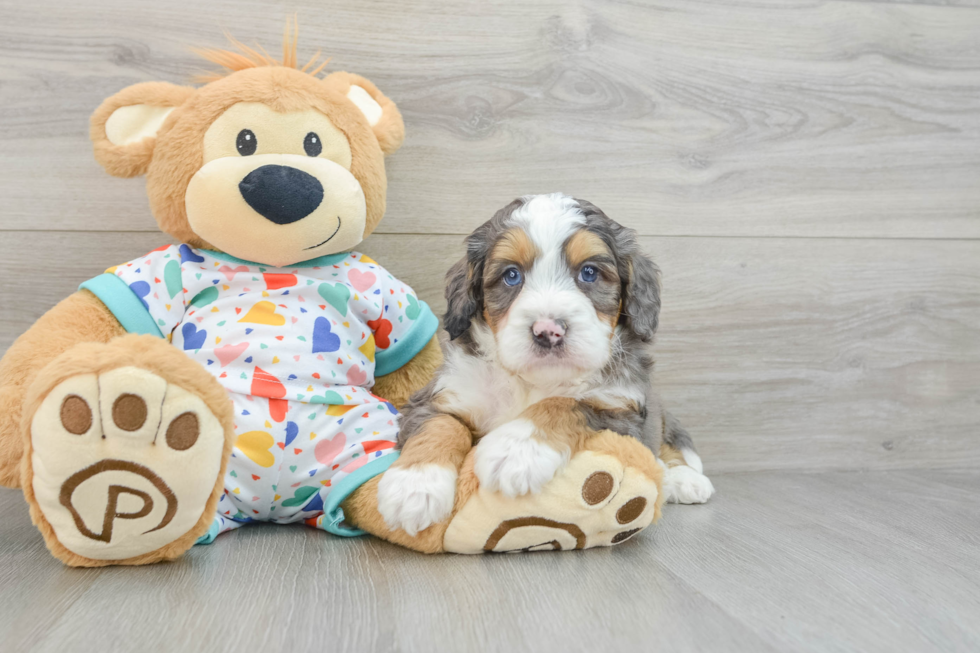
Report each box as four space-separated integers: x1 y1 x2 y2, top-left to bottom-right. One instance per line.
0 290 125 488
371 335 443 409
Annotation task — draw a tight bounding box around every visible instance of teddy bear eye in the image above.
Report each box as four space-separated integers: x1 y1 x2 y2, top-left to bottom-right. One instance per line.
304 132 322 157
236 129 257 156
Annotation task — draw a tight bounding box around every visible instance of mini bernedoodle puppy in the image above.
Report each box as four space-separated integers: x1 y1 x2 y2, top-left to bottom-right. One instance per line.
378 193 714 535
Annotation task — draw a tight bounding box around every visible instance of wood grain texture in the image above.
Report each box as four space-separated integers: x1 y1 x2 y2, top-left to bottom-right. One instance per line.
1 2 978 651
0 231 976 473
0 0 978 236
2 469 978 652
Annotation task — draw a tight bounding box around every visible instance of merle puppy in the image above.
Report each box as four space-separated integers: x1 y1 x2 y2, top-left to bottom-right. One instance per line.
377 193 714 535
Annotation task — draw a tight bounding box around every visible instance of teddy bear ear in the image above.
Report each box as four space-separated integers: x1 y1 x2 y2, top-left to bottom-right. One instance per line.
324 72 405 156
90 82 195 178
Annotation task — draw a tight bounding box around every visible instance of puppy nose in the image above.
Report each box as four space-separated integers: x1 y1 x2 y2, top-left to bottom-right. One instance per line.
239 165 324 225
532 318 567 348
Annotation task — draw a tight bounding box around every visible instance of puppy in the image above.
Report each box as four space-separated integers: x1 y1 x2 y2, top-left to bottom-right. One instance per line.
378 193 714 535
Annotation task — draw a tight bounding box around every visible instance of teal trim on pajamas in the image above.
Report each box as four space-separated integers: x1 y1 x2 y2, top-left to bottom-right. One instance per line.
79 273 164 338
320 452 399 537
199 249 350 268
195 519 222 545
374 301 438 376
195 515 249 545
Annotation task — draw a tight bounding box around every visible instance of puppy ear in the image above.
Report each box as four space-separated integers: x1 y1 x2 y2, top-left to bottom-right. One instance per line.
443 255 483 340
90 82 195 178
622 249 661 342
576 199 661 342
443 201 519 339
324 72 405 156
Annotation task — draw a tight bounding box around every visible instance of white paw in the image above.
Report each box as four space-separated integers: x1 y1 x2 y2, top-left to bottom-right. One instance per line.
474 419 567 498
377 464 457 536
663 464 715 504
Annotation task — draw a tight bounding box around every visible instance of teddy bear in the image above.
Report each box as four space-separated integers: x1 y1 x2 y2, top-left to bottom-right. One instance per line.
0 24 664 566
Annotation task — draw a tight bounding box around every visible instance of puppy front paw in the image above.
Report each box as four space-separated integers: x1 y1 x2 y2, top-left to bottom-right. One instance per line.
377 464 458 536
662 464 715 504
474 419 567 498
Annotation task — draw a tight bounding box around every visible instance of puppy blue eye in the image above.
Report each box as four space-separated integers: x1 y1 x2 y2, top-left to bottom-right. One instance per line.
579 265 598 283
503 268 523 286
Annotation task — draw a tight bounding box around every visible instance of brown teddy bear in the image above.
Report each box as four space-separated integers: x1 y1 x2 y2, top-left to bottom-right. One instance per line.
0 25 664 566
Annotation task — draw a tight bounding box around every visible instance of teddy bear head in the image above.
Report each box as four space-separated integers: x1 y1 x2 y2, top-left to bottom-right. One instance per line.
90 27 404 267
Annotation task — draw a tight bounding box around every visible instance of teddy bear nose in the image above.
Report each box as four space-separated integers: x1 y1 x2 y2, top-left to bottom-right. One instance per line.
238 165 324 225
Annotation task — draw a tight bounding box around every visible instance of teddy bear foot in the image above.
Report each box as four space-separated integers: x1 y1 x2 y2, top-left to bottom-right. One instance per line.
444 430 665 553
22 336 233 566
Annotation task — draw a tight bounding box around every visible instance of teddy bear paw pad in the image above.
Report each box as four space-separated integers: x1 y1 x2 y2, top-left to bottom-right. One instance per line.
443 445 661 554
29 367 225 561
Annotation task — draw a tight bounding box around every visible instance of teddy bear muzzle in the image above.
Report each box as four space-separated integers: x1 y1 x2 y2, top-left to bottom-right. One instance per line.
238 164 324 225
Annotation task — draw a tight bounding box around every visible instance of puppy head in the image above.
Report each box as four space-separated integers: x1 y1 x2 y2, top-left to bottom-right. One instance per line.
445 193 661 384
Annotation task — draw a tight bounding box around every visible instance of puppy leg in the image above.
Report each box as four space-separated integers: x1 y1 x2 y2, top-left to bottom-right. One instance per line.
375 415 472 536
475 397 588 497
659 410 715 504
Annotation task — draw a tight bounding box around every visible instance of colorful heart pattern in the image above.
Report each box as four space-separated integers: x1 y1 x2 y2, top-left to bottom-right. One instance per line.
213 393 399 527
164 259 183 299
181 322 207 350
239 301 286 326
97 245 430 533
312 317 341 353
219 264 249 281
348 269 376 293
236 430 276 468
216 342 249 367
317 282 350 317
129 280 151 310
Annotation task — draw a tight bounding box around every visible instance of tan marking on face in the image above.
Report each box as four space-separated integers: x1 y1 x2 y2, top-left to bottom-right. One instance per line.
482 228 535 334
611 298 624 329
482 307 497 334
565 229 611 269
567 228 621 341
599 307 620 335
490 228 538 271
598 299 623 343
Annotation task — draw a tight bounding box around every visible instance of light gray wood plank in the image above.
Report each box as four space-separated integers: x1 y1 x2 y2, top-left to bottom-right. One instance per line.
654 470 980 652
0 231 977 473
2 470 979 652
0 0 978 237
0 486 777 653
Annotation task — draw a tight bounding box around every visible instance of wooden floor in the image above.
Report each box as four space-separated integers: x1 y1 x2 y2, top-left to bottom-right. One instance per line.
2 470 979 652
0 0 978 651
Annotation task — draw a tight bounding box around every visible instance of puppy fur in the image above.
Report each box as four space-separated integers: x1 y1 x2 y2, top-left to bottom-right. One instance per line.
378 194 714 534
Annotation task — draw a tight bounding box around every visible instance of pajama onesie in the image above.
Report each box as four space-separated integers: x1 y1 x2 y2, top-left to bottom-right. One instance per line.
80 245 438 542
